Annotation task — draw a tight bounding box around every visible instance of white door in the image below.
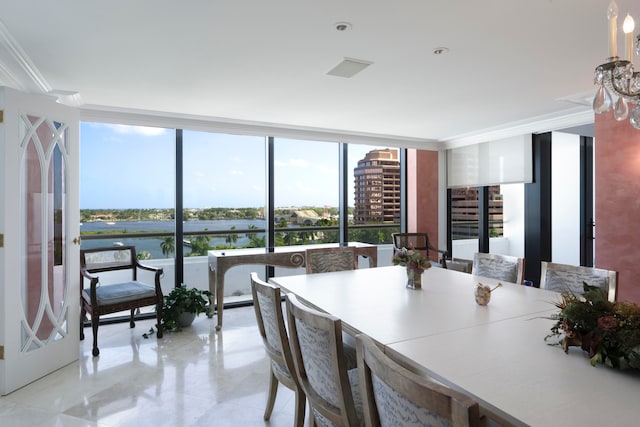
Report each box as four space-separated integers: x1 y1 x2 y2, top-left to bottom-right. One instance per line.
0 87 79 395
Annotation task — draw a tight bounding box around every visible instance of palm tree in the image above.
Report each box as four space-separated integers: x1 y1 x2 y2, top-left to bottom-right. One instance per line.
225 226 239 246
160 236 175 258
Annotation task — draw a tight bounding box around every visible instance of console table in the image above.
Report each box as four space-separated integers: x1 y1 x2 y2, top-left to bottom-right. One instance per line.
208 242 377 330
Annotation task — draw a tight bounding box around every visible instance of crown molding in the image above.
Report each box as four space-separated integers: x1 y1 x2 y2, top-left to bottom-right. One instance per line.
79 104 440 150
439 108 594 149
0 19 51 94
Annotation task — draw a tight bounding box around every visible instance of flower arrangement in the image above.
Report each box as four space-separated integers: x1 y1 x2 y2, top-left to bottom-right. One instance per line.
392 247 431 274
545 282 640 370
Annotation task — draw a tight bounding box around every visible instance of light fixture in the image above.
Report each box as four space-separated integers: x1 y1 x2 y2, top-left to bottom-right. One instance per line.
593 1 640 128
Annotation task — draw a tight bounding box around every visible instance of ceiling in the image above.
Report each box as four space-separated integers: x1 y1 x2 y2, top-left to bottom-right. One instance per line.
0 1 637 148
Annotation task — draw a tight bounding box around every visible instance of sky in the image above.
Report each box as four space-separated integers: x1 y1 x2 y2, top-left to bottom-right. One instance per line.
80 122 384 209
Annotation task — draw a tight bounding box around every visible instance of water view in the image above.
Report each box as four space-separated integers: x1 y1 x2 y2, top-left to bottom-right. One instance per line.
80 219 266 259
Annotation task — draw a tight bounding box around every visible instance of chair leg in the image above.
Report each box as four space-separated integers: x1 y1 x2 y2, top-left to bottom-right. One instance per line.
263 370 278 420
156 300 164 339
129 309 135 328
80 306 86 341
91 314 100 357
293 388 306 427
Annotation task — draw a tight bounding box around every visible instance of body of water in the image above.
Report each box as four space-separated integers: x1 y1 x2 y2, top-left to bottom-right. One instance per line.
80 219 266 258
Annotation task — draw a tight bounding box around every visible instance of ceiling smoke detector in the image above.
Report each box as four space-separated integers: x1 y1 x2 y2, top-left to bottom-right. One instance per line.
335 22 352 32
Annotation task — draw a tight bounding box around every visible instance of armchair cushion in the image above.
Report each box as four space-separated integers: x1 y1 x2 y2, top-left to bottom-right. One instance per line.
91 281 157 305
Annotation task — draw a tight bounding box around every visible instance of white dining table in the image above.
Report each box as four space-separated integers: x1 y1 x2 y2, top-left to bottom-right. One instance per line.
270 265 640 427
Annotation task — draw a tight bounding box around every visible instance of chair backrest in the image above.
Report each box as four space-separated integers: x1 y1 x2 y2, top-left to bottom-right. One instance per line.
305 246 356 274
472 252 524 284
81 246 137 272
356 334 481 427
540 261 617 302
446 257 473 274
285 294 360 426
250 273 300 390
392 232 448 266
80 246 141 283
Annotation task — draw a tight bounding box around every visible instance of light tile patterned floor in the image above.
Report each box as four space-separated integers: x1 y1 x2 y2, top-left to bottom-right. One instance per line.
0 306 298 427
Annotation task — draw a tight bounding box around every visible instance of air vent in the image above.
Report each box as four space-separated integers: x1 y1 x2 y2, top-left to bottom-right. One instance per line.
326 58 372 78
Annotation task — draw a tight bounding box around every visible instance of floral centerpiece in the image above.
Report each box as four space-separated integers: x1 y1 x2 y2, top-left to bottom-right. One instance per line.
392 247 431 289
545 282 640 370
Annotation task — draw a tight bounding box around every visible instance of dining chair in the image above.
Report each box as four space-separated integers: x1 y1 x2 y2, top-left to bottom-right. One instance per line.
392 232 448 268
250 273 306 427
472 252 525 284
306 246 357 274
540 261 617 302
285 293 363 426
445 257 473 273
355 334 482 427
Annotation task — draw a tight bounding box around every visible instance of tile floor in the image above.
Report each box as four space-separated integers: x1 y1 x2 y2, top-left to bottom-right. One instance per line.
0 306 299 427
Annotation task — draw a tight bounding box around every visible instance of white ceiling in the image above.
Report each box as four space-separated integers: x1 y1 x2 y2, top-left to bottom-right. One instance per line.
0 1 637 148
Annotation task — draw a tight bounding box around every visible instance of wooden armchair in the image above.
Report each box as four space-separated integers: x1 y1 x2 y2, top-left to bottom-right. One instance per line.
392 232 448 267
80 246 164 356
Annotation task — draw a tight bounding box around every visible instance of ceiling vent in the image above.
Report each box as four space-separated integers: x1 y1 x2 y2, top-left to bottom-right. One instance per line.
326 58 372 78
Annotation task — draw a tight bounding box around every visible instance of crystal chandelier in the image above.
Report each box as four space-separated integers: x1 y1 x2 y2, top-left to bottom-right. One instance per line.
593 1 640 128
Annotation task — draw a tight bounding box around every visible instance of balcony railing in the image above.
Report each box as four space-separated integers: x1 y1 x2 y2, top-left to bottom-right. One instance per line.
81 223 398 301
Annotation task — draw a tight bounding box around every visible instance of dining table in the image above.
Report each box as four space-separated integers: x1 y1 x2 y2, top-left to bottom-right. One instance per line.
269 265 640 427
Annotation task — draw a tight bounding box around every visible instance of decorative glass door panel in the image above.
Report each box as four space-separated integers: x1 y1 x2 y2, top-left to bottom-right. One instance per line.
21 116 69 350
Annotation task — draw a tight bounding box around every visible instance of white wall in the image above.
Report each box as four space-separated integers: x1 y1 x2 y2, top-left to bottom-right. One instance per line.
551 132 581 265
498 183 525 258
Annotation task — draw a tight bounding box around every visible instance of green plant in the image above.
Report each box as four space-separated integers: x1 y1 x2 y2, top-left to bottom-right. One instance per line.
143 286 214 337
545 283 640 369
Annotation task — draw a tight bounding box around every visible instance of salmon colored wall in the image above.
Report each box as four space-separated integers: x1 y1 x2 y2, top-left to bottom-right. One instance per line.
407 149 439 260
595 113 640 304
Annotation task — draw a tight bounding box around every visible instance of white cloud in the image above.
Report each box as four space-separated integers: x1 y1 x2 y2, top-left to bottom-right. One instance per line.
105 124 167 136
289 158 309 168
315 165 337 174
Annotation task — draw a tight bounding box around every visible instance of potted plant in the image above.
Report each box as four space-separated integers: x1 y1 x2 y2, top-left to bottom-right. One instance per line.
144 286 214 337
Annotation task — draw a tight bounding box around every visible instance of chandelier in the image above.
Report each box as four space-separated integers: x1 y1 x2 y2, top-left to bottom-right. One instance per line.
593 1 640 128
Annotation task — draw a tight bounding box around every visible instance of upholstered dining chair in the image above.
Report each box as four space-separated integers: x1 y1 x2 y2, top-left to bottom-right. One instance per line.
306 246 357 274
472 252 525 284
250 273 305 427
285 293 363 426
355 334 482 427
540 261 617 302
392 232 448 268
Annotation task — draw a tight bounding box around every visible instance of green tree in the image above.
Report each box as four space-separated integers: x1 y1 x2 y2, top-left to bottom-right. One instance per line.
160 236 175 258
188 235 211 256
225 226 239 246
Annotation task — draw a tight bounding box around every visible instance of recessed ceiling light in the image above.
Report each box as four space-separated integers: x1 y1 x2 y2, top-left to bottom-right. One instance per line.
327 57 372 78
433 47 449 55
335 22 352 32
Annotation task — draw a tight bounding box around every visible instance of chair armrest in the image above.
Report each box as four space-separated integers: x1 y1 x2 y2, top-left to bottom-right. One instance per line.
80 268 100 305
80 268 98 282
135 262 164 292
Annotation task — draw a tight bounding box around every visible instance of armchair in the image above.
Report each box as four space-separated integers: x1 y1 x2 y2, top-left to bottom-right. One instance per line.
80 246 164 356
392 232 448 267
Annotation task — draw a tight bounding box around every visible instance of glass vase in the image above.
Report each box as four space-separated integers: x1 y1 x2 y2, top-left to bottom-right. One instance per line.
406 267 422 289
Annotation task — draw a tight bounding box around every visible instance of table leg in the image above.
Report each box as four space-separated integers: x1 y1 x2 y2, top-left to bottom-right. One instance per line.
216 270 224 330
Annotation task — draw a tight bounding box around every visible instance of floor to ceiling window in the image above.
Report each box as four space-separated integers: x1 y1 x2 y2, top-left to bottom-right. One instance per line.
79 122 176 300
80 121 408 307
273 137 340 245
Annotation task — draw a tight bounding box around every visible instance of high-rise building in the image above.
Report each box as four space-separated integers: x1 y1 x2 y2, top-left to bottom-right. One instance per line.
353 148 400 223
